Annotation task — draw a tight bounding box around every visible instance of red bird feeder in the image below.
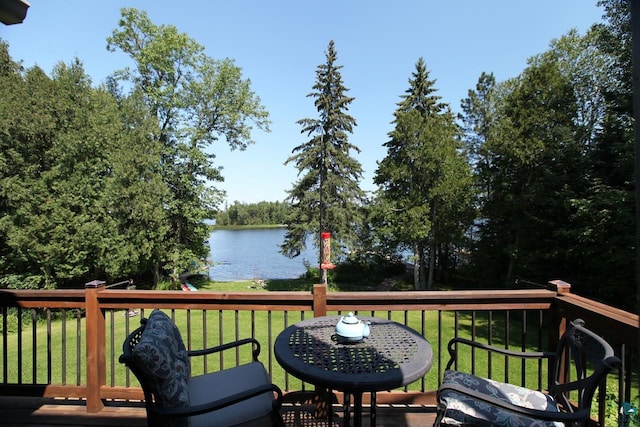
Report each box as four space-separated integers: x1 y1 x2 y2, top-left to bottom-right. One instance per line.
320 232 335 270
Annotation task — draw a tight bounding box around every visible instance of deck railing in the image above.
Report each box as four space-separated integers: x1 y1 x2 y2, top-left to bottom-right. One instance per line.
0 279 637 426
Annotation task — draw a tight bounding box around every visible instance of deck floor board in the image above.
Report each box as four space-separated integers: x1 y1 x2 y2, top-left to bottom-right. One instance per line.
0 397 437 427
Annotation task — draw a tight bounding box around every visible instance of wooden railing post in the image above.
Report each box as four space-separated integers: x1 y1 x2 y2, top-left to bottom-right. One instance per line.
85 280 106 413
313 284 327 317
547 280 570 389
311 283 331 417
547 279 571 339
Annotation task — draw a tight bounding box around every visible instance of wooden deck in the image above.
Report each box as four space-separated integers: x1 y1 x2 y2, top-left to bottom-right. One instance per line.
0 396 437 427
1 282 636 427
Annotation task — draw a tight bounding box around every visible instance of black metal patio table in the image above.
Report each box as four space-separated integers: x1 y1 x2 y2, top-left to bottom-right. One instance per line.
274 315 433 427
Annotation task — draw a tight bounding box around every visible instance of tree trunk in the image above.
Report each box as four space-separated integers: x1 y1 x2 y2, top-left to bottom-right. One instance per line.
427 239 436 290
152 262 161 289
413 242 432 290
413 242 420 290
505 235 519 286
418 242 427 290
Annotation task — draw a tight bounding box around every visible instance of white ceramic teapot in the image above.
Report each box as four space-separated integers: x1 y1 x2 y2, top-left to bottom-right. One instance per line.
335 312 371 343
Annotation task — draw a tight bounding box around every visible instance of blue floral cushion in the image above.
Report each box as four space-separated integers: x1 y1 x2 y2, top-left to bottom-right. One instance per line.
133 309 190 409
439 370 564 427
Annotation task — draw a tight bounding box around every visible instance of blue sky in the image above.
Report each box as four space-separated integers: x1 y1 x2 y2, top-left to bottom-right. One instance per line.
1 1 604 204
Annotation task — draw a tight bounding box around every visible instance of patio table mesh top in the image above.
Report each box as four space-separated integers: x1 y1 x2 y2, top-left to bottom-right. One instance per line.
275 315 433 393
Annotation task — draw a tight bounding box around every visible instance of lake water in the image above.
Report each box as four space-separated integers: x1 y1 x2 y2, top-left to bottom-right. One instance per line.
208 228 318 281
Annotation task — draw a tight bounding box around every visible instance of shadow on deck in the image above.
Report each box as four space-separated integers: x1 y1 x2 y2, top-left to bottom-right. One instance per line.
0 396 437 427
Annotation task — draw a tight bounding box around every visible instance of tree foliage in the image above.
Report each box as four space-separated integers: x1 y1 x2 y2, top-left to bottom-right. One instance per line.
282 40 366 262
0 8 270 290
106 8 270 286
458 1 636 308
0 43 166 289
374 58 474 290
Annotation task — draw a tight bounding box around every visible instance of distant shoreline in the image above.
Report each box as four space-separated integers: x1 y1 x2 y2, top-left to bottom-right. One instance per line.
211 224 287 230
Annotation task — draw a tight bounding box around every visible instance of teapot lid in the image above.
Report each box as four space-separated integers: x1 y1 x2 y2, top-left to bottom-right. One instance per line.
341 312 359 324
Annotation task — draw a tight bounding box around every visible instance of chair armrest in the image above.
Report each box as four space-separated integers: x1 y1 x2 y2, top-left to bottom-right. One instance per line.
150 382 283 418
188 337 261 361
438 382 588 423
445 337 554 370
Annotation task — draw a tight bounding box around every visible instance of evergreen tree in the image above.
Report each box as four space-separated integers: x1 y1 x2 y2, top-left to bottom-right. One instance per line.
100 88 169 282
0 46 167 289
282 40 366 268
569 0 636 304
460 72 499 172
477 58 582 285
459 73 509 283
374 58 474 289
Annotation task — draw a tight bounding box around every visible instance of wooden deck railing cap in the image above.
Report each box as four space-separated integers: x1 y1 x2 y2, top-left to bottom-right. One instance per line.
85 280 106 289
547 279 571 294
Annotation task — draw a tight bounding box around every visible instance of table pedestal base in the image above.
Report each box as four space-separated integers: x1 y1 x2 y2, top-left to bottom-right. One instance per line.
342 391 376 427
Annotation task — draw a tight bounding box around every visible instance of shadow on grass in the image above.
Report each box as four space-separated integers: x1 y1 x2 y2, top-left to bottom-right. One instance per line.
197 276 413 292
264 277 413 292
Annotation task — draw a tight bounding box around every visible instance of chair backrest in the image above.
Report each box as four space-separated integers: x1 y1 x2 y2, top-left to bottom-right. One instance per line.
120 309 191 427
549 318 621 415
120 318 153 404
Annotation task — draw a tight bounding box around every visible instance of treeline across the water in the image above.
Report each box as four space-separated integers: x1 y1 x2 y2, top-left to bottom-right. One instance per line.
215 201 290 226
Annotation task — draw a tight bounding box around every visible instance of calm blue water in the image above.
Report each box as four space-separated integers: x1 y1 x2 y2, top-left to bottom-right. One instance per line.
208 228 318 281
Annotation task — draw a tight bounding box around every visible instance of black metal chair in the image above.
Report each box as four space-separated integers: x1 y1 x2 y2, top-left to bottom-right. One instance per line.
120 309 284 427
434 318 621 427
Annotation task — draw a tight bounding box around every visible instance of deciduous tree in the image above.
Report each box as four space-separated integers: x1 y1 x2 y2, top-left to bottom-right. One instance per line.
107 8 270 286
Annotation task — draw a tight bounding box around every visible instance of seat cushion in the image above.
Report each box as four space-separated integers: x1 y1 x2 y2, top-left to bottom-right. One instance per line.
187 361 275 427
438 370 564 427
133 309 190 408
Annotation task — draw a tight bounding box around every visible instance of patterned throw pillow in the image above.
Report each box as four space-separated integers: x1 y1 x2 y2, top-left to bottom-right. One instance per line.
439 370 563 427
133 309 191 409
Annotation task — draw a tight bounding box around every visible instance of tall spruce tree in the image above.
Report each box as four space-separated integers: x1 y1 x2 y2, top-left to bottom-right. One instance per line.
282 40 366 271
374 58 473 290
